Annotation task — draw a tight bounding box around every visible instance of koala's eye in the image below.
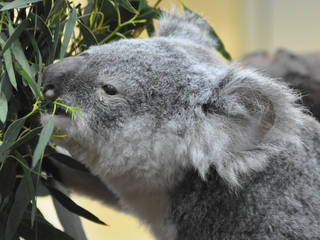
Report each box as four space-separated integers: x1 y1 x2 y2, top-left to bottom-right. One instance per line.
102 84 118 95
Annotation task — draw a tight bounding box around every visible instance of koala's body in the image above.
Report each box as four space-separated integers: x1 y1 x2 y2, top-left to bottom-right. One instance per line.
41 11 320 240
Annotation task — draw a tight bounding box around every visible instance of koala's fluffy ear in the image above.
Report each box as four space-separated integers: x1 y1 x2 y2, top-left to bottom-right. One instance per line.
157 9 217 48
190 67 306 187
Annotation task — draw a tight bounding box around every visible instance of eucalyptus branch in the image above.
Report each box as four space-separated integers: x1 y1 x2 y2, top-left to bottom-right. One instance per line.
53 98 82 120
8 154 47 178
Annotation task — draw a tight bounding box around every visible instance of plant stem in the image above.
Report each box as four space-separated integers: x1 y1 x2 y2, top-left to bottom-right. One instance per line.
154 0 163 8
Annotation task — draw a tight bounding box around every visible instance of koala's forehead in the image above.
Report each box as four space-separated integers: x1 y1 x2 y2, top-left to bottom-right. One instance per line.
81 38 227 92
85 38 188 74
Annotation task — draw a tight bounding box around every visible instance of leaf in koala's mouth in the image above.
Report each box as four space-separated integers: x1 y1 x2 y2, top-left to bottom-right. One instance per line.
55 107 71 117
44 102 71 118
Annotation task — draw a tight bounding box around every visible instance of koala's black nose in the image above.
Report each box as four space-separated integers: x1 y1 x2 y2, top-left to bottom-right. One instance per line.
42 56 84 100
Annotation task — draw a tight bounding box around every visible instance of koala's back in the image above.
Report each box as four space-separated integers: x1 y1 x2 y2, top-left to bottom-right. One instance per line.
170 116 320 240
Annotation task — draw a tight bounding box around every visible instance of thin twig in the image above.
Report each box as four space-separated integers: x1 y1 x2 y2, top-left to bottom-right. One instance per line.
154 0 163 8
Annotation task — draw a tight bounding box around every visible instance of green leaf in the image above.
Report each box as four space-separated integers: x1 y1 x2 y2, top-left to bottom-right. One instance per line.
52 182 87 240
0 92 7 124
47 185 107 225
60 7 77 59
118 0 137 14
50 0 67 18
0 38 17 90
0 74 9 123
1 19 29 54
138 0 148 12
47 149 89 173
5 173 33 240
1 117 27 146
9 127 42 151
0 159 16 200
32 116 54 167
36 180 50 196
30 13 53 40
8 22 37 96
11 42 33 79
0 115 29 164
100 0 116 20
18 207 75 240
146 21 155 37
43 0 53 19
0 160 17 240
26 32 43 85
29 13 54 64
15 61 40 97
78 20 98 47
0 0 42 11
14 151 39 227
49 21 61 64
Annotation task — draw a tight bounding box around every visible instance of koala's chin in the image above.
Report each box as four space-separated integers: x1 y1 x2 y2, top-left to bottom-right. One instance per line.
41 111 101 168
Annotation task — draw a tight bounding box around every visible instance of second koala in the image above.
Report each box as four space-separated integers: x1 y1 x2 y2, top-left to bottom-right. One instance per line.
41 11 320 240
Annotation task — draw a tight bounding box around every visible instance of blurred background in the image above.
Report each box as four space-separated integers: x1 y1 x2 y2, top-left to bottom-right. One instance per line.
38 0 320 239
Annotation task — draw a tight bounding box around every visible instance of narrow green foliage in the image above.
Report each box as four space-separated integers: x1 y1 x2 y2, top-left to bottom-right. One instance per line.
118 0 138 14
0 39 17 89
1 19 29 53
47 185 107 225
32 117 54 167
5 173 34 240
60 7 77 59
0 74 11 123
0 0 42 11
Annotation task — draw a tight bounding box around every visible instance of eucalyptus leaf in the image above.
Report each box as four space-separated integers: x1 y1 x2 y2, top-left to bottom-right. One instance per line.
32 116 54 167
26 32 43 85
9 127 42 152
0 75 8 123
49 21 61 64
0 156 16 199
14 151 38 227
78 20 98 47
146 21 155 37
29 13 54 40
8 22 35 92
5 173 33 240
100 0 117 20
118 0 137 14
1 19 29 54
18 207 75 240
0 0 42 11
138 0 148 12
60 7 77 59
52 182 87 240
0 38 17 90
47 149 89 173
0 115 29 164
47 185 107 225
0 160 17 240
15 61 40 97
0 93 7 124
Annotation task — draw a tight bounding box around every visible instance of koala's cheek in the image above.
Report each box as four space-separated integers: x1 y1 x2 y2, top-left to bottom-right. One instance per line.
40 113 72 134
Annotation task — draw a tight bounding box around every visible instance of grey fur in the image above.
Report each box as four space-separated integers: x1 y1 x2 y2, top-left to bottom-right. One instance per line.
41 10 320 240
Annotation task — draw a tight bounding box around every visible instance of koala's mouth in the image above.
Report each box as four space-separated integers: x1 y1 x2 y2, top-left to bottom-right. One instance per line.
55 107 71 118
43 101 72 119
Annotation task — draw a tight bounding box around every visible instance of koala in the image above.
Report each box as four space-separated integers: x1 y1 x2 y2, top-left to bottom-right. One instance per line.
41 10 320 240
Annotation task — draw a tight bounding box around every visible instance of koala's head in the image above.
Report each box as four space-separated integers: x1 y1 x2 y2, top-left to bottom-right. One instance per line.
42 10 305 188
